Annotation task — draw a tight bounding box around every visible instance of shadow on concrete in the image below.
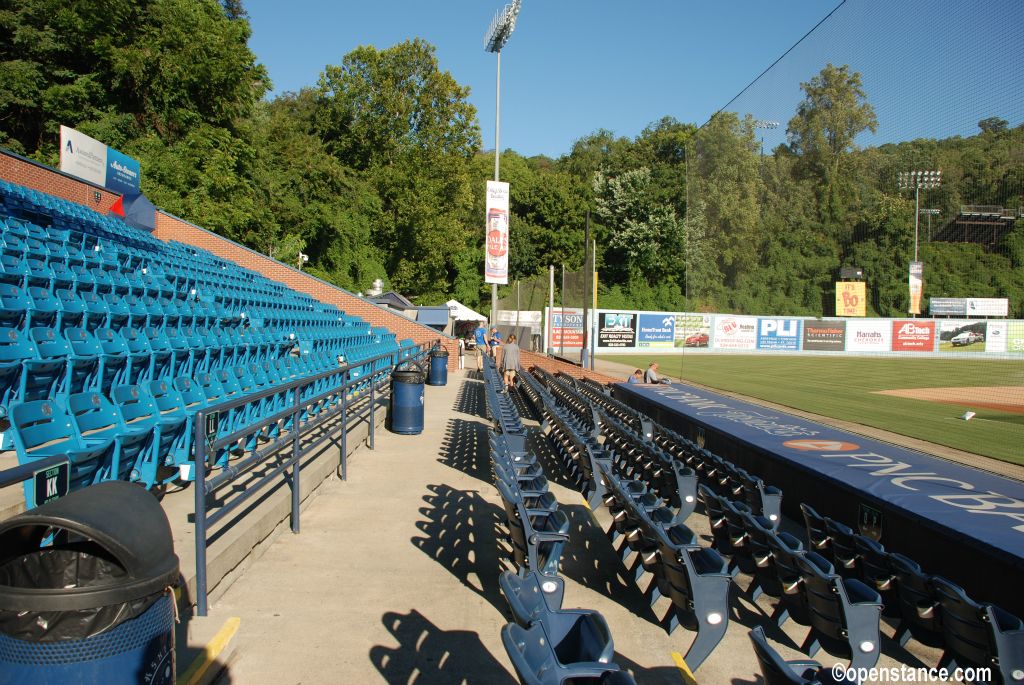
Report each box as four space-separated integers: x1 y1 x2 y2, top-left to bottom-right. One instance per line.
174 581 235 684
524 425 581 491
453 376 485 418
556 503 662 627
369 609 516 685
508 385 540 423
613 651 692 685
411 483 508 614
438 418 493 483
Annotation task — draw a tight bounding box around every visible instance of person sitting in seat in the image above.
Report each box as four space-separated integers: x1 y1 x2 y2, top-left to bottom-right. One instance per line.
626 369 643 384
644 362 660 383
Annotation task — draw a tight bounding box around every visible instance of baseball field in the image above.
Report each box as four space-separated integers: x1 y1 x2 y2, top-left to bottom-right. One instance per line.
598 354 1024 465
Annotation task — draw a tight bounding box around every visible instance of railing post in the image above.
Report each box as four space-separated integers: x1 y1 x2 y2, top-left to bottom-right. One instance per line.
291 378 301 534
194 409 209 617
340 370 348 481
369 369 376 450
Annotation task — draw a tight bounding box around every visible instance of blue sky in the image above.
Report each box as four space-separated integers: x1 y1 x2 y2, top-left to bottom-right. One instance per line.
243 1 1022 159
243 0 836 158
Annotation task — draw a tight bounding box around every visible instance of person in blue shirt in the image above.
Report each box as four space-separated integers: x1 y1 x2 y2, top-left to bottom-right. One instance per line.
473 323 488 371
488 327 502 358
626 369 643 384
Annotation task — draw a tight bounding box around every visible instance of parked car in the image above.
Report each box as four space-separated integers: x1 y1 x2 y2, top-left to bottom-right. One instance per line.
951 331 982 347
685 332 710 347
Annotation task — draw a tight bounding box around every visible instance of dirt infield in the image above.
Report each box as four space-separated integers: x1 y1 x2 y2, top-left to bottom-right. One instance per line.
874 386 1024 414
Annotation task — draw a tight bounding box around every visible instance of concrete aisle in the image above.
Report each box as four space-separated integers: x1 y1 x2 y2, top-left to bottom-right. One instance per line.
208 372 697 684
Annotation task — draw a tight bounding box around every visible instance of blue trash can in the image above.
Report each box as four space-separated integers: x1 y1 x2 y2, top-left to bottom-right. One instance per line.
0 481 180 685
428 347 449 386
391 366 425 434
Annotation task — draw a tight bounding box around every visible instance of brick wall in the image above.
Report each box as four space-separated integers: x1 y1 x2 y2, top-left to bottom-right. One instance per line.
0 153 119 212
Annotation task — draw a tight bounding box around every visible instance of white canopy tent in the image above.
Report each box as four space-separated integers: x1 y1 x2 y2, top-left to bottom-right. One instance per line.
446 299 487 322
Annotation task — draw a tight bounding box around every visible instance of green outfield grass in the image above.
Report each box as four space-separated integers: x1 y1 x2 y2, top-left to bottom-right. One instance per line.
599 354 1024 465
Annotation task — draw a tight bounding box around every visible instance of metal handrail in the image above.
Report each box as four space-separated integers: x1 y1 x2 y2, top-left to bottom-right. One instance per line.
0 455 67 492
192 342 434 615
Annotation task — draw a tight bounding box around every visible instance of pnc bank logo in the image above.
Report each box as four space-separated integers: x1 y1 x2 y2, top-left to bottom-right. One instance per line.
783 439 861 452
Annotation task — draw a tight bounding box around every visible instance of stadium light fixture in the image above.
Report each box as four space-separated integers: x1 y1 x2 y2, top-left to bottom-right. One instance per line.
753 120 780 158
483 0 522 326
898 170 942 262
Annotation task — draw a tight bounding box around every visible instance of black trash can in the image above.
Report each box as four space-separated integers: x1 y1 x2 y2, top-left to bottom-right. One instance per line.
428 347 449 386
390 365 425 435
0 481 180 685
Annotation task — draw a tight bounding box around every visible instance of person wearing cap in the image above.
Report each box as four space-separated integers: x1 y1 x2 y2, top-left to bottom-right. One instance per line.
488 327 502 358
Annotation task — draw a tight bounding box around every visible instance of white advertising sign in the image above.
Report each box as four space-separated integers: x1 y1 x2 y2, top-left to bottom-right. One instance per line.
713 316 757 350
845 319 892 352
484 181 510 284
985 322 1008 353
59 125 107 186
966 298 1009 317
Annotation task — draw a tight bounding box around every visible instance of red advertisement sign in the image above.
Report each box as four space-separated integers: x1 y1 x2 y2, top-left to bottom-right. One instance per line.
891 320 936 352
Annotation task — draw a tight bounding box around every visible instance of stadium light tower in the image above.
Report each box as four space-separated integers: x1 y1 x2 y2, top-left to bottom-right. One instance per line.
898 170 942 262
484 0 522 326
753 120 779 158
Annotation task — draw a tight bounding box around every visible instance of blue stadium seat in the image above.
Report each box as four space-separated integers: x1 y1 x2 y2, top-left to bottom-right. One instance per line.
23 327 70 403
63 327 103 393
55 288 86 330
0 283 28 329
120 327 154 384
67 391 153 485
26 286 59 329
10 399 115 506
111 383 188 489
0 327 33 424
748 626 839 685
501 622 624 685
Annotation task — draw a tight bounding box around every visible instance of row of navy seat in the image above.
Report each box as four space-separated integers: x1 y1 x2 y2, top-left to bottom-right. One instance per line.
522 367 1024 684
481 358 637 684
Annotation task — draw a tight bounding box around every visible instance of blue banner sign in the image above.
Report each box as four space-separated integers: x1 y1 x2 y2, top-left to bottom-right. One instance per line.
756 318 801 350
637 313 674 347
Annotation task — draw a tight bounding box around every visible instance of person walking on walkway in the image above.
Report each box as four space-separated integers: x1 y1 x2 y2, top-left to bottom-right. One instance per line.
499 334 521 392
474 323 487 371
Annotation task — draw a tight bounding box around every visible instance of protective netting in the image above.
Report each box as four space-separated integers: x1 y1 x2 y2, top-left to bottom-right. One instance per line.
677 0 1023 460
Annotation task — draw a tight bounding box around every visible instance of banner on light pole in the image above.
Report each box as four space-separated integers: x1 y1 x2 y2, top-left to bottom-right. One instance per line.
908 261 923 315
484 181 509 284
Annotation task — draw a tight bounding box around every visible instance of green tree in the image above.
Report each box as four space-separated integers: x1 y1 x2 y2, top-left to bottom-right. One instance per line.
787 64 877 226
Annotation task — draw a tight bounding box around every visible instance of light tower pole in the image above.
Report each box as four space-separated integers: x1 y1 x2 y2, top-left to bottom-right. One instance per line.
898 170 942 262
484 0 522 326
753 120 779 158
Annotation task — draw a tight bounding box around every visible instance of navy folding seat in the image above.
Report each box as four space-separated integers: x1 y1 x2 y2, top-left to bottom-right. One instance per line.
931 577 1024 684
850 536 899 619
824 518 859 579
63 327 103 393
699 484 741 558
26 286 59 329
496 478 569 579
55 288 86 330
795 551 882 670
800 503 832 556
889 552 944 649
738 469 783 529
748 626 839 685
68 391 153 485
120 327 154 384
0 283 28 329
767 531 819 629
501 621 625 685
10 399 115 505
500 570 615 666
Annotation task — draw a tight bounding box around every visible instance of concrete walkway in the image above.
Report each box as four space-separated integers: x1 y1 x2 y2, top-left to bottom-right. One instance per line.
205 372 944 684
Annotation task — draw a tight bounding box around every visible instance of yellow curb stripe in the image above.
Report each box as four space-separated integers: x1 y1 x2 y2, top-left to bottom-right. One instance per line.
671 651 698 685
581 496 590 510
177 617 241 685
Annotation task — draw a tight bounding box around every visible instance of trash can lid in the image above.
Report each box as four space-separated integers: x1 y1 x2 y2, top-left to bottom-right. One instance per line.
431 348 449 357
0 481 180 611
393 368 425 383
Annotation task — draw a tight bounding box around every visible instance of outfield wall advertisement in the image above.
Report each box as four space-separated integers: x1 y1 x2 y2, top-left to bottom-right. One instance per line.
588 308 1022 356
